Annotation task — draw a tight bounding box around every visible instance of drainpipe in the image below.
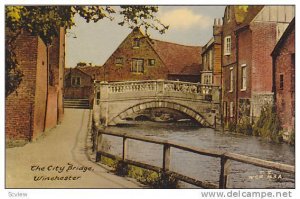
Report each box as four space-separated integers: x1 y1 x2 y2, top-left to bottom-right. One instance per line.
235 32 239 126
272 55 276 102
220 30 224 131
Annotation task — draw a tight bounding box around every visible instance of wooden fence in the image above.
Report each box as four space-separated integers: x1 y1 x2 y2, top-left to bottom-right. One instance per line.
95 130 295 189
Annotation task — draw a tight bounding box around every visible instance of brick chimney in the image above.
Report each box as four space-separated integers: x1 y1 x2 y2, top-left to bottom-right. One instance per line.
213 18 223 36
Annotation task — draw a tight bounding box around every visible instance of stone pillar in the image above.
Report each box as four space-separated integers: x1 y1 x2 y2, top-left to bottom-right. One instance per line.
156 79 164 96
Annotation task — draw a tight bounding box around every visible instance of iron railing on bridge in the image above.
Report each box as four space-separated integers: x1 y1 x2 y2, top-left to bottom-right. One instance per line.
94 129 295 189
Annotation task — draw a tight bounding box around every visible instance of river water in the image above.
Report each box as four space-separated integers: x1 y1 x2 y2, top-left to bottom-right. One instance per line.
101 121 295 188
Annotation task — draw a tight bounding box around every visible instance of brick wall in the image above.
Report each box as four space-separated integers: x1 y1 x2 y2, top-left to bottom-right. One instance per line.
5 31 46 140
274 27 295 135
251 22 277 93
237 28 252 100
103 29 169 81
221 6 238 125
6 28 65 141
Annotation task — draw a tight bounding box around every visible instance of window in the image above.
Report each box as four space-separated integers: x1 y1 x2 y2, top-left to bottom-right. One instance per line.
115 57 123 65
71 77 81 87
203 54 207 69
131 59 144 73
229 67 234 92
223 101 228 119
148 59 155 66
224 36 231 55
202 73 212 85
241 64 247 91
208 50 213 70
280 74 284 90
230 102 234 118
132 38 140 48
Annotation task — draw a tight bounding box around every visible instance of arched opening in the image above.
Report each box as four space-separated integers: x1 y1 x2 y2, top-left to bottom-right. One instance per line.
109 100 211 127
134 115 151 121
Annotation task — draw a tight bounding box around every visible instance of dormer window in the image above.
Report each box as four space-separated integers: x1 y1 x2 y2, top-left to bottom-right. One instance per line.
132 38 140 48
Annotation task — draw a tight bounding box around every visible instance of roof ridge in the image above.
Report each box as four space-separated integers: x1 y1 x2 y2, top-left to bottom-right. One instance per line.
151 38 201 48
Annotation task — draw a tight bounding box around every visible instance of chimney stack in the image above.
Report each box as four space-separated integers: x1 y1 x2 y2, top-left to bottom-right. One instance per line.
213 18 223 36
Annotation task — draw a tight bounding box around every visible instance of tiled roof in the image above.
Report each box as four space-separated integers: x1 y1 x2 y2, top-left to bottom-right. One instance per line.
78 66 104 80
180 63 201 75
64 66 104 80
149 39 202 74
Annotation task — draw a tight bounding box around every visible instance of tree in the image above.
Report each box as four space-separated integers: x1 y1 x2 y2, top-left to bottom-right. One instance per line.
5 6 168 97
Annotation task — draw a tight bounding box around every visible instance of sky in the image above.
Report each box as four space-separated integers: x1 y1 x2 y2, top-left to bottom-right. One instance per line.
65 6 226 67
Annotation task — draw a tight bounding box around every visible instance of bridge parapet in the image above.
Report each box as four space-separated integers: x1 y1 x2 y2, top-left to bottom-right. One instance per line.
94 80 220 103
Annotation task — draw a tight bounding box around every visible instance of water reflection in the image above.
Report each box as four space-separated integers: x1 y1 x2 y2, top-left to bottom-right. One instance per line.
102 121 295 188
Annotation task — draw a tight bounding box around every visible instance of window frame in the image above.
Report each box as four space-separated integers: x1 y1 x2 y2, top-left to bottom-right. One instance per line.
132 38 140 48
229 101 234 118
208 49 213 70
279 74 284 90
71 76 81 87
148 59 156 66
241 64 247 91
224 36 231 56
131 59 144 73
115 57 124 65
229 67 234 92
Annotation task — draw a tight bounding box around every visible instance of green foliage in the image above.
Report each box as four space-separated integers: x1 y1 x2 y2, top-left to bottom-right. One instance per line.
101 156 117 168
252 104 283 143
5 5 168 97
228 121 236 132
236 117 252 135
288 129 295 146
238 6 249 12
127 165 178 188
5 38 23 97
100 156 178 188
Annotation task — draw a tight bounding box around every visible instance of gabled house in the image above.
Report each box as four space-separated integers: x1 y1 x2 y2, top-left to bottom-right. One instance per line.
221 5 295 127
103 27 202 82
64 65 104 104
271 18 295 140
6 27 65 141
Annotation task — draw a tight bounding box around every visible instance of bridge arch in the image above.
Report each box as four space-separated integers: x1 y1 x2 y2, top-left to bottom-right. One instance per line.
108 100 211 127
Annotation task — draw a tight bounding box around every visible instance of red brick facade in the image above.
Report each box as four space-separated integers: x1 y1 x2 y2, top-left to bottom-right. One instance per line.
272 19 295 137
221 6 294 126
6 28 65 141
103 28 201 82
64 68 94 102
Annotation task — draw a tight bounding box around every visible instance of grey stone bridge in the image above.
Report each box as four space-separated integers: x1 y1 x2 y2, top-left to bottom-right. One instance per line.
93 80 221 128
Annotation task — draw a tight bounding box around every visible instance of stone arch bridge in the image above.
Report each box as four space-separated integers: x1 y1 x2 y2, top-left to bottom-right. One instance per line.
93 80 221 128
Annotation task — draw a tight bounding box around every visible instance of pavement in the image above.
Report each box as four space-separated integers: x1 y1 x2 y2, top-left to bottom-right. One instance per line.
6 109 142 188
